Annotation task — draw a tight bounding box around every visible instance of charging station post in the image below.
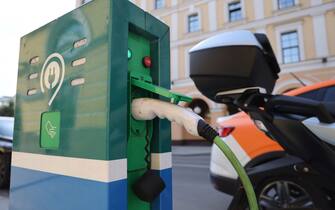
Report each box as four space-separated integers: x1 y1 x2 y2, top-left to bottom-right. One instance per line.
10 1 176 209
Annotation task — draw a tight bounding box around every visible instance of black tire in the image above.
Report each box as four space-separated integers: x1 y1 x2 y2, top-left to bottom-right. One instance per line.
230 176 331 210
0 153 10 189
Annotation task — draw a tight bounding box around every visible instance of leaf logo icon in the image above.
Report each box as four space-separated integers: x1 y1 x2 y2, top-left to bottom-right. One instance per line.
45 121 57 139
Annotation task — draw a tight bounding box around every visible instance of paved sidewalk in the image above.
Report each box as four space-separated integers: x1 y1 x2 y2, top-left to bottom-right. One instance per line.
172 145 212 156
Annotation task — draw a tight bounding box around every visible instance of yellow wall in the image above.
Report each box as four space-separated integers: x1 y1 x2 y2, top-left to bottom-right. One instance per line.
266 25 277 56
178 46 186 79
303 16 316 60
217 0 225 28
326 10 335 56
200 3 210 33
166 0 172 8
147 0 154 11
244 0 255 21
178 10 187 38
301 0 310 8
264 0 273 17
160 15 171 26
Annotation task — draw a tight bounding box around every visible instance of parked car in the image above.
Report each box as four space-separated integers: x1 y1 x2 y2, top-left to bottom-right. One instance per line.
0 116 14 188
210 80 335 199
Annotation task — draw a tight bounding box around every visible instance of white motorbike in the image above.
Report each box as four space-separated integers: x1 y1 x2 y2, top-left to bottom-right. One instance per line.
189 30 335 210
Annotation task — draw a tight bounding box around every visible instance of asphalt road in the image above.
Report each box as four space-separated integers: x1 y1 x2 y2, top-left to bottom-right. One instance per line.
173 152 232 210
0 146 232 210
0 190 8 210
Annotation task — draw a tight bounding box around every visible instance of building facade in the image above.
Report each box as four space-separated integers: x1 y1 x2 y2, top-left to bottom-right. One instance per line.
78 0 335 142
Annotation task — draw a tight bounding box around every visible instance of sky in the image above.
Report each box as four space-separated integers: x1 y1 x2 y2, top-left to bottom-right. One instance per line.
0 0 75 97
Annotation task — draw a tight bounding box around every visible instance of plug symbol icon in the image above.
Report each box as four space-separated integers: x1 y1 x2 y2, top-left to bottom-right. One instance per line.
40 53 65 106
45 121 57 139
44 61 60 89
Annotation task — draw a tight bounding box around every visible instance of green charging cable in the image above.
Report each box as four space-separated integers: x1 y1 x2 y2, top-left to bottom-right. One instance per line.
197 120 259 210
131 98 259 210
213 136 259 210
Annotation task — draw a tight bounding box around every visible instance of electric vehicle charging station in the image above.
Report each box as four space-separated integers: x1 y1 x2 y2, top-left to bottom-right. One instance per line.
10 0 192 209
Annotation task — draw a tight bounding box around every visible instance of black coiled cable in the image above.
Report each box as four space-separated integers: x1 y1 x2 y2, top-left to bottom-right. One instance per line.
145 121 151 169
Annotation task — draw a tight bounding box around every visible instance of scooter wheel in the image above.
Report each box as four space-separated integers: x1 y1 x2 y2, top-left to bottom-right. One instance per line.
229 176 333 210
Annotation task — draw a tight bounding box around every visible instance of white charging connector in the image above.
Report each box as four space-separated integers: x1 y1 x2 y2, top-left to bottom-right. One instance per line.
132 98 203 136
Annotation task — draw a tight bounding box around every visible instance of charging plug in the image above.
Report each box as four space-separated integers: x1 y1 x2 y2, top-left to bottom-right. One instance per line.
132 98 218 142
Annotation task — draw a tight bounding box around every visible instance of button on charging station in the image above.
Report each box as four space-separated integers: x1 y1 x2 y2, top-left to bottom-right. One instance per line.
40 111 61 150
142 56 152 68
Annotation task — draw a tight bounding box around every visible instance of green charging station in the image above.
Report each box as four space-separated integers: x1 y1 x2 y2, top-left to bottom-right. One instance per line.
10 1 190 209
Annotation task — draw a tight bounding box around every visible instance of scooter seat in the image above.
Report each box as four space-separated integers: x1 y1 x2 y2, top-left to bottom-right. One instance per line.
266 96 335 123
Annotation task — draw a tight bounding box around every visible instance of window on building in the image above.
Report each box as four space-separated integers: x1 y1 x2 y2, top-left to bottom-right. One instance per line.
278 0 295 10
281 31 300 64
228 1 242 22
188 14 200 33
155 0 165 9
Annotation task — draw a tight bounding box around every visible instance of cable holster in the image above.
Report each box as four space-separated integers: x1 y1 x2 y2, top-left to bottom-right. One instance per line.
197 120 218 143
